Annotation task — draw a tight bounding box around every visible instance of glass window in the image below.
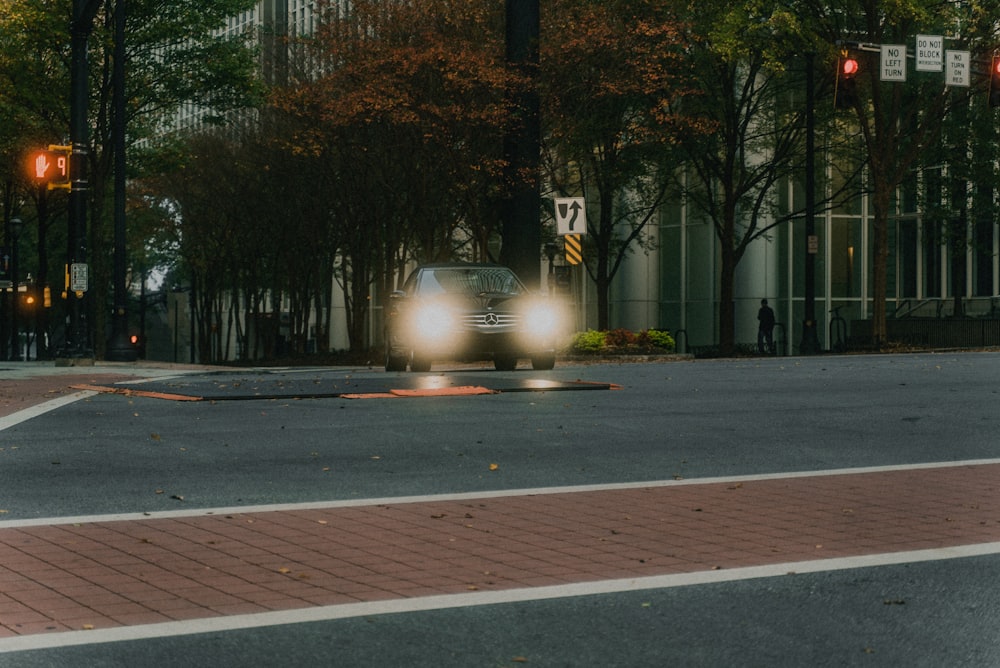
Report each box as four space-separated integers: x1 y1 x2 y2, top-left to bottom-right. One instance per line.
830 219 862 299
923 221 942 298
898 219 917 299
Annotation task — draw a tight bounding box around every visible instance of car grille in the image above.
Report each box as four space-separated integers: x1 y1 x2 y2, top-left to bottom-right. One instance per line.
463 312 519 329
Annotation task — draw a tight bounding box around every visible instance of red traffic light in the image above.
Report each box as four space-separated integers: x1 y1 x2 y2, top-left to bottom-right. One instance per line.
991 56 1000 108
988 56 1000 107
835 55 860 109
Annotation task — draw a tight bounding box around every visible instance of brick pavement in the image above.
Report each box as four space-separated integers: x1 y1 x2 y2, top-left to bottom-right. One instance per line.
1 462 999 639
0 374 137 419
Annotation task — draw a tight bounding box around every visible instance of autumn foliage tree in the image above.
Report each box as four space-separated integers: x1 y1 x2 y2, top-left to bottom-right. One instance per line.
274 0 520 350
539 0 700 330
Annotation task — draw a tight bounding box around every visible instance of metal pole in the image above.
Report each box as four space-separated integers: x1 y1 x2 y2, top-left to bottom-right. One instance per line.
106 0 136 361
500 0 541 289
800 53 821 354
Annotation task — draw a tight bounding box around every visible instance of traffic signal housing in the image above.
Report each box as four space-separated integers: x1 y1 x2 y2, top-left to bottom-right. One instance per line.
990 56 1000 107
28 145 71 190
835 55 860 109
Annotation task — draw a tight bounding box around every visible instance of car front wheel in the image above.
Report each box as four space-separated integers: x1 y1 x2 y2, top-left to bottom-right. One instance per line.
494 353 518 371
385 348 408 372
409 351 432 372
530 354 555 370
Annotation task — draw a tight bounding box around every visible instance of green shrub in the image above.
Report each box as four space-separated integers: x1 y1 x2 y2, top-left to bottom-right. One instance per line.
571 329 607 353
643 329 675 352
569 328 676 354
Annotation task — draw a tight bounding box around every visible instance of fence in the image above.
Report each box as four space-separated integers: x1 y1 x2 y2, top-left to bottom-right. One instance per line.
851 318 1000 349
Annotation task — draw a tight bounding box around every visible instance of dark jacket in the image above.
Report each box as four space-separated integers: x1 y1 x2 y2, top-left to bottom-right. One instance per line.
758 305 775 331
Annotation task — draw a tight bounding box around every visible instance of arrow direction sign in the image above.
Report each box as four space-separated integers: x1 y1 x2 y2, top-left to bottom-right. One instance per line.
555 197 587 236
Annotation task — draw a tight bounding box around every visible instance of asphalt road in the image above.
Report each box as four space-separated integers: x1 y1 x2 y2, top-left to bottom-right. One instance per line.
2 352 1000 666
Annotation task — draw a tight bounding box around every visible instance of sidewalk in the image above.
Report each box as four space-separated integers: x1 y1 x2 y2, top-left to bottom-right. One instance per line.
0 360 216 419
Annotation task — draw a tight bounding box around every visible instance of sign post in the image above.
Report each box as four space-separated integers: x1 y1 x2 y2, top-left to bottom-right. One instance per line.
554 197 586 266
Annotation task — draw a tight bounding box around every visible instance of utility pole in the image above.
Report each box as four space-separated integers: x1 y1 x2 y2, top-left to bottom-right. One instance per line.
59 0 102 363
800 53 821 354
106 0 137 361
500 0 541 289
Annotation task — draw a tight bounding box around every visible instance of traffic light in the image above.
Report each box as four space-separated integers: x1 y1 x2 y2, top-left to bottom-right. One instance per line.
835 55 859 109
990 56 1000 107
28 145 71 190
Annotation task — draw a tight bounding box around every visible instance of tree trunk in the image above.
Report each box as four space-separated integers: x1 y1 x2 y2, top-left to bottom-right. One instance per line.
718 243 737 356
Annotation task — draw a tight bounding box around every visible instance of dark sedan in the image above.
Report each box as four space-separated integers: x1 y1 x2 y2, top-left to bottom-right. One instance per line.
384 263 562 372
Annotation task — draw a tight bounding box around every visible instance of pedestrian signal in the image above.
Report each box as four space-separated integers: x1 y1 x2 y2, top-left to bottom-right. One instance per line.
28 146 71 190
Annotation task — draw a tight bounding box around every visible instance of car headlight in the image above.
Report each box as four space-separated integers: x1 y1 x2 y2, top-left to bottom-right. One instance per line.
522 302 560 337
413 303 455 342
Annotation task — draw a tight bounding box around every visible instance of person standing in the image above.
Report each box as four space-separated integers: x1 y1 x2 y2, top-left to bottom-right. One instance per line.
757 298 775 354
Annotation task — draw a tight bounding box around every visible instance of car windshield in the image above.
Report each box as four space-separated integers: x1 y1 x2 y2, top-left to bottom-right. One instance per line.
418 267 524 297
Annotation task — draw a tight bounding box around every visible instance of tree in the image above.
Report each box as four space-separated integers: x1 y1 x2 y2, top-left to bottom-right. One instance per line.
667 0 826 355
539 0 699 330
0 0 262 356
274 0 517 352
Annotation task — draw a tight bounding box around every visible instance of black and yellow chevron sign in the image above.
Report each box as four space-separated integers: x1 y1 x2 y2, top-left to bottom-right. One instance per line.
564 234 582 265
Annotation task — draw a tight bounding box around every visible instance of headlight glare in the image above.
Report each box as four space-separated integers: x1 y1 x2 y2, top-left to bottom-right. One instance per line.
523 303 559 337
413 303 454 342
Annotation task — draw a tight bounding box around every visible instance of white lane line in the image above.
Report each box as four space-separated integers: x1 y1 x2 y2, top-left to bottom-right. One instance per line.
2 457 1000 529
0 390 98 432
3 541 999 654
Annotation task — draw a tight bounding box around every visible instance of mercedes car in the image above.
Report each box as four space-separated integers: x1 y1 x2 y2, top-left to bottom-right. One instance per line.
384 263 562 372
